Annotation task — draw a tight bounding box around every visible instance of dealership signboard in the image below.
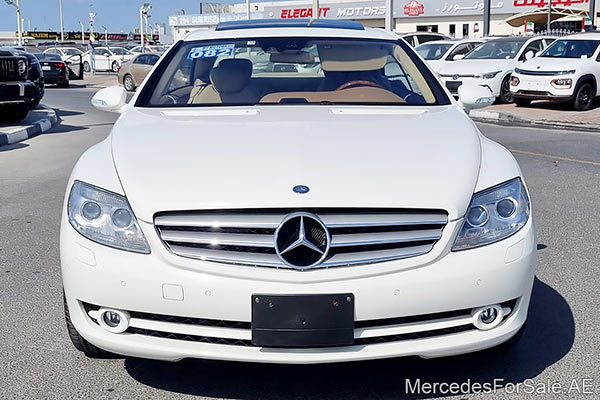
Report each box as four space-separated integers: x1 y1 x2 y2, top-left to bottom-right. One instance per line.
263 0 589 20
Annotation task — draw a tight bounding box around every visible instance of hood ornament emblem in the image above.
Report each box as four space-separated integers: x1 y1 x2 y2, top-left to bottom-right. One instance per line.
293 185 310 194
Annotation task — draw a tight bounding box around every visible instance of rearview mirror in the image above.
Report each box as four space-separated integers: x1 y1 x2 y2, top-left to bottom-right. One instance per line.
452 54 465 61
457 84 495 112
91 86 128 113
270 51 315 64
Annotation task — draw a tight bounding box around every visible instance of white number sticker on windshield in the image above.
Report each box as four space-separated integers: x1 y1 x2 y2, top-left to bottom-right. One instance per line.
188 44 235 59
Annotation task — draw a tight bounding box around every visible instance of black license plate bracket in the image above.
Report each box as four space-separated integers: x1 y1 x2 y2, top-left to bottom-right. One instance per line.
251 293 354 348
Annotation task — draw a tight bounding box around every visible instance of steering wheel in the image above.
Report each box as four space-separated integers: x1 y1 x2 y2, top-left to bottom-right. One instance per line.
335 80 383 91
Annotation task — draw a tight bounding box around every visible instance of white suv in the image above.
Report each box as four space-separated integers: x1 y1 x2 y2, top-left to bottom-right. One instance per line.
62 20 535 364
438 36 555 103
510 33 600 111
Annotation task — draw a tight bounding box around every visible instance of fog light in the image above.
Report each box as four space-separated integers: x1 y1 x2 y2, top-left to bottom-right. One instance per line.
103 311 121 327
479 307 497 324
98 308 130 333
510 76 520 86
472 305 504 330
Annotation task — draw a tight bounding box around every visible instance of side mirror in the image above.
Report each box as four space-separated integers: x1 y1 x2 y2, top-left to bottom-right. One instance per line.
91 86 128 113
524 50 534 61
452 54 465 61
457 84 495 112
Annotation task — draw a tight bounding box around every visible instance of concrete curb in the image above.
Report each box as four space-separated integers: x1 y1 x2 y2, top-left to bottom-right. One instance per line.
470 109 600 134
0 106 58 147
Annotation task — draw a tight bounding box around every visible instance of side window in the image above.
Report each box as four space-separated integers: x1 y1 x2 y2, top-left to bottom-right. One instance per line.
404 35 416 47
419 35 441 45
46 48 57 54
134 55 147 64
147 55 159 65
520 40 544 60
447 44 471 60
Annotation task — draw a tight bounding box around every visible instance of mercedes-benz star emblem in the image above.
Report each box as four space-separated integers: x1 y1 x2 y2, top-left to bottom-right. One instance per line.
274 213 330 269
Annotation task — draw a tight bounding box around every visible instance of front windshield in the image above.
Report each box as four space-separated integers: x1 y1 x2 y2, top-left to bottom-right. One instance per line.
142 37 440 107
111 48 131 56
63 48 82 56
541 39 600 58
465 39 527 60
416 43 452 60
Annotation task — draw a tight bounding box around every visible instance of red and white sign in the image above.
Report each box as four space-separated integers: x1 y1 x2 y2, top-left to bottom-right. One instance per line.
404 0 425 17
513 0 589 7
280 7 331 18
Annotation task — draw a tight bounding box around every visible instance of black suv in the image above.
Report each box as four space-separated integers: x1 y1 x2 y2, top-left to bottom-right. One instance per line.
0 48 43 123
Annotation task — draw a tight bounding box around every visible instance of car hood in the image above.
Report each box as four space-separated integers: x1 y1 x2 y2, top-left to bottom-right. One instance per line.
111 106 481 222
519 57 579 72
439 59 516 75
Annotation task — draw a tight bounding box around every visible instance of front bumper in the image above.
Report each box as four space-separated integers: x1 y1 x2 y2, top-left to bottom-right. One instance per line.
439 75 503 98
510 73 574 100
62 216 536 363
0 81 35 104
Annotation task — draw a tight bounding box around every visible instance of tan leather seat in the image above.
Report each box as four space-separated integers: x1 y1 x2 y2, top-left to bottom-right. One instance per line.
189 58 257 105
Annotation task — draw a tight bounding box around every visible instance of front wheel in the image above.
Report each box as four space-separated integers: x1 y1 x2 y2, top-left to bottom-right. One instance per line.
111 61 120 73
0 103 29 122
499 75 514 104
83 61 90 72
63 292 114 358
123 74 136 92
573 83 594 111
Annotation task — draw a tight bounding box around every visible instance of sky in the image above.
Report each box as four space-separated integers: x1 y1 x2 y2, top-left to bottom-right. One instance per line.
0 0 249 33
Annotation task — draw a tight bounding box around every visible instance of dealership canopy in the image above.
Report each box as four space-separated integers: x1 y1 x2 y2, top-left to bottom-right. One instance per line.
505 6 597 27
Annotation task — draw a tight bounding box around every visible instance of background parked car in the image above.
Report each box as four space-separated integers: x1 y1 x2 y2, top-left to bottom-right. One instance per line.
0 49 38 122
510 33 600 111
43 47 83 62
400 32 450 47
438 36 556 103
35 53 69 88
129 45 166 55
118 53 159 91
415 39 484 73
82 46 134 73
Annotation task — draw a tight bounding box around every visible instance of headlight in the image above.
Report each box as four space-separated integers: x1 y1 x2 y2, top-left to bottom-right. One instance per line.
452 178 530 251
67 181 150 254
475 71 501 79
551 78 572 89
17 59 27 75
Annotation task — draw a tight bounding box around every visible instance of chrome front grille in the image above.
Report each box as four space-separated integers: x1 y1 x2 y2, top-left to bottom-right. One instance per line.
155 209 448 269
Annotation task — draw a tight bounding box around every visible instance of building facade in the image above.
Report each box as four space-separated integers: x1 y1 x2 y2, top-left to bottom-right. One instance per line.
169 0 596 41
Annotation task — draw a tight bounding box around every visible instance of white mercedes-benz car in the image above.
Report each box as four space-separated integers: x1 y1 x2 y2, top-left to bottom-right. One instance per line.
61 20 536 364
510 33 600 111
438 36 555 103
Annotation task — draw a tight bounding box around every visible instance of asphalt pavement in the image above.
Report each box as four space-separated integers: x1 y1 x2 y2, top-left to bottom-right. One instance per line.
0 87 599 399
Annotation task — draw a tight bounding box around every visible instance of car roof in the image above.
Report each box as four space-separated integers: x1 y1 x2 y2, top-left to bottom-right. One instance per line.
417 38 482 46
564 32 600 40
184 19 397 42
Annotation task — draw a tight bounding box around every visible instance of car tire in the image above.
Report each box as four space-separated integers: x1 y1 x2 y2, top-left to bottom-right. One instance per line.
29 97 41 109
63 292 114 358
0 103 29 122
123 74 136 92
58 79 70 88
83 61 90 73
112 61 120 73
499 75 514 104
573 82 594 111
514 98 531 107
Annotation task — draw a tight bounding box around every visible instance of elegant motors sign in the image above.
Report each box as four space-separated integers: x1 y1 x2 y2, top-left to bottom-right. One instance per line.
404 0 425 16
